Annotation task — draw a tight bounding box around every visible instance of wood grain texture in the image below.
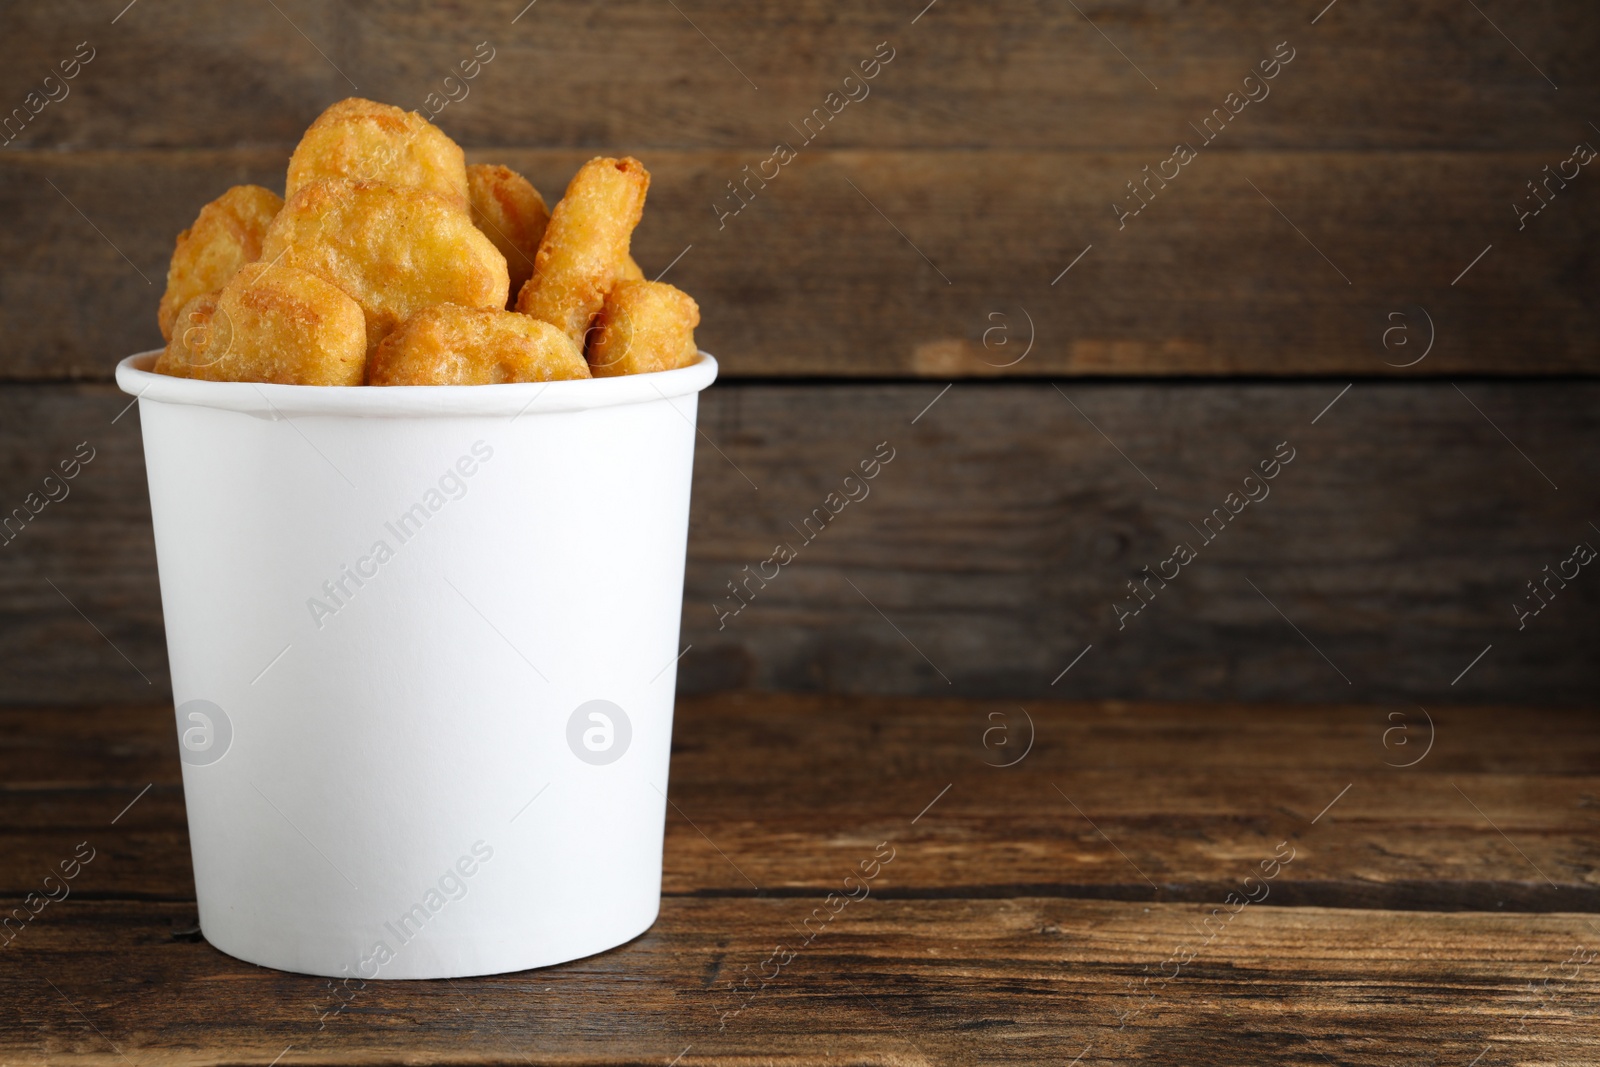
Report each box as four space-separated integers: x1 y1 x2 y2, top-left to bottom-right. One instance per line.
0 381 1595 707
3 148 1597 380
2 1 1598 380
5 900 1599 1065
679 379 1600 704
1 696 1597 1064
5 700 1597 909
1 0 1594 151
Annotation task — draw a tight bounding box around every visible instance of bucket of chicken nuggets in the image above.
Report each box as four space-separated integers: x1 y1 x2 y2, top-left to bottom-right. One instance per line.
116 99 715 979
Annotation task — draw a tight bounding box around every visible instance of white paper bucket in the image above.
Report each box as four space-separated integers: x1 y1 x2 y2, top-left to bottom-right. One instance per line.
116 350 717 979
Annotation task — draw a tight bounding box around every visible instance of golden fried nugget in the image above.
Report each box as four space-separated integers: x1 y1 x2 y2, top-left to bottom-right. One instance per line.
286 97 468 205
260 178 509 353
466 164 549 301
155 291 222 377
157 185 283 341
515 156 649 345
586 280 699 378
619 254 645 283
154 263 366 386
368 304 590 385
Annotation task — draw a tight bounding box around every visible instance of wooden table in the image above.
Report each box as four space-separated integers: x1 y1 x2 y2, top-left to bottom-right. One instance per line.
3 694 1597 1064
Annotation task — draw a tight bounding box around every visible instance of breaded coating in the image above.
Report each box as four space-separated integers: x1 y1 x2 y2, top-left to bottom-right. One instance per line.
286 97 468 205
586 280 699 378
618 254 645 283
368 304 591 385
466 163 549 301
154 263 366 386
156 291 224 377
515 156 649 345
260 178 509 353
157 185 283 341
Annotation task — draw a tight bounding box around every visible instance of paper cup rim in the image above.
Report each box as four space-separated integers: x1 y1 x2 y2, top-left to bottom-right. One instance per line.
115 349 719 418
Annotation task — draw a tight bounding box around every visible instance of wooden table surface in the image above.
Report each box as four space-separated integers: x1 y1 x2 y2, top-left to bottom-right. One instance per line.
3 694 1597 1065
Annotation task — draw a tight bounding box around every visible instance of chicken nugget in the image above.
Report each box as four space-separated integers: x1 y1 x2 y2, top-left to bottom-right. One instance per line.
368 304 590 385
154 263 366 386
286 97 468 205
466 163 549 301
157 185 283 341
155 291 224 377
515 156 649 345
586 280 699 378
619 254 645 283
260 178 509 353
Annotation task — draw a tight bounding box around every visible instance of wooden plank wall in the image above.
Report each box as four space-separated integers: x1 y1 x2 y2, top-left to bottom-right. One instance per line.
0 1 1595 706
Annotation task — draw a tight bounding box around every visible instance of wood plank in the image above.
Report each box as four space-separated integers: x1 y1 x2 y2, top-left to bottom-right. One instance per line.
3 148 1599 380
3 381 1593 707
3 696 1594 1060
3 699 1596 911
688 380 1600 703
2 898 1597 1064
1 1 1594 151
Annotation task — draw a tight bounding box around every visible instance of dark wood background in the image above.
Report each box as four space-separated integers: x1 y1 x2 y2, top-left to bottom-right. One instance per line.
1 0 1597 708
